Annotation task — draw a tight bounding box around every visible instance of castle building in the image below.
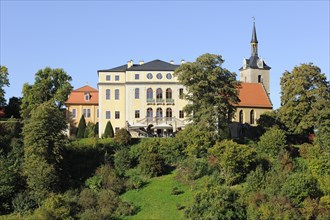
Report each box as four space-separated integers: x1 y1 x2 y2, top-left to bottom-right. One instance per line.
97 60 187 137
96 22 272 137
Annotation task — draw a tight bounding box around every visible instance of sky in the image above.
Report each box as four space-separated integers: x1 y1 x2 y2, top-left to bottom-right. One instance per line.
1 1 329 110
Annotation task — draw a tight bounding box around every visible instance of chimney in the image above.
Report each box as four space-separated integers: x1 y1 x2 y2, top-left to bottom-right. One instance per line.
127 60 133 68
181 59 185 64
139 60 144 65
170 60 174 64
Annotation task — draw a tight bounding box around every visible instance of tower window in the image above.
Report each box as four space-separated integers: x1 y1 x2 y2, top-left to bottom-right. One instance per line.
258 75 262 83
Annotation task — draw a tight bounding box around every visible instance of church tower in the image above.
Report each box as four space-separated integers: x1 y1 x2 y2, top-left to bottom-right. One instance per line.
240 21 271 95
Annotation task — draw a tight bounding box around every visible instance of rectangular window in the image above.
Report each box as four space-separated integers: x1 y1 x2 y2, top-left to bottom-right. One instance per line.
115 75 120 81
135 88 140 99
106 89 110 100
83 109 90 118
115 89 119 100
115 111 120 119
179 110 184 119
115 127 120 132
135 110 140 118
72 109 76 118
106 75 111 81
179 88 184 99
97 109 99 118
258 75 262 83
106 111 111 119
135 74 139 80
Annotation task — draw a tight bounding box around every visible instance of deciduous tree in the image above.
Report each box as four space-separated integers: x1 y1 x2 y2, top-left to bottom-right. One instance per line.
23 101 67 204
21 67 72 118
174 53 240 139
279 63 330 135
0 65 10 106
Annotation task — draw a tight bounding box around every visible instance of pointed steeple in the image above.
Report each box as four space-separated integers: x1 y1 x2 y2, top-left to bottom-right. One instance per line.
251 21 258 43
250 20 258 57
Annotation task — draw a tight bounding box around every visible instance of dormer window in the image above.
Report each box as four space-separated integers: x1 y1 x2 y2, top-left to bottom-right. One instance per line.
85 92 91 101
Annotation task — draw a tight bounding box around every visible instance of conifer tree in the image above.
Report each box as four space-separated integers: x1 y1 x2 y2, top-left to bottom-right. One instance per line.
103 121 114 138
76 115 86 138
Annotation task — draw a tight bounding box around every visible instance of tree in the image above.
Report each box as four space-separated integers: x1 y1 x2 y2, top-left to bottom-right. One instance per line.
114 128 131 145
0 65 10 106
257 127 287 159
174 53 240 139
5 96 22 118
279 63 330 135
21 67 72 118
103 121 114 138
208 140 257 185
23 101 67 204
76 115 86 138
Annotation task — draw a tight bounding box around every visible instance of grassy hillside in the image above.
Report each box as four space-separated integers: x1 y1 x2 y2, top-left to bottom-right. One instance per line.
121 171 193 220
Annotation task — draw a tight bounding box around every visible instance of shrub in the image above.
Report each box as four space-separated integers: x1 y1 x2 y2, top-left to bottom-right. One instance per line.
114 148 132 176
84 122 95 138
114 128 131 145
78 188 97 210
125 169 147 190
138 152 165 177
103 121 114 138
257 127 286 159
76 115 86 138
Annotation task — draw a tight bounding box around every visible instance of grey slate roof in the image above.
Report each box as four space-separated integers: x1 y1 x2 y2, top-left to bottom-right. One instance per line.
98 59 180 72
239 56 271 70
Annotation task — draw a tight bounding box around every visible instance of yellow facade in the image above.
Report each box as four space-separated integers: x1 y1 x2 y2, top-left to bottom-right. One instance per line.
233 107 272 125
98 60 187 137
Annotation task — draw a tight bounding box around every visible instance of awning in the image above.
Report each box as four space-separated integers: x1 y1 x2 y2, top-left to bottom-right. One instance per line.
129 123 147 129
152 123 173 130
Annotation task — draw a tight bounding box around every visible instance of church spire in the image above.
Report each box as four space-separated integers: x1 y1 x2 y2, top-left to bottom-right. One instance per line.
250 19 258 57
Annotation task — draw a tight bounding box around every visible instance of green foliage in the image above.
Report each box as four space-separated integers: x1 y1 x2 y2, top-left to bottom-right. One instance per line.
185 185 246 220
22 102 67 204
29 193 73 220
78 188 97 210
0 65 10 106
76 115 86 138
4 97 21 118
12 191 37 215
83 122 96 138
103 120 114 138
279 63 330 135
177 157 211 181
281 172 322 206
114 148 132 176
314 99 330 149
174 53 240 138
94 122 99 137
20 67 72 118
139 152 166 177
114 128 131 145
176 123 215 158
257 110 283 130
257 127 287 159
208 140 257 185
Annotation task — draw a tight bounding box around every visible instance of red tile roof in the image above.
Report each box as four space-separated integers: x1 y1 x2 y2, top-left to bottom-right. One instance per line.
237 83 272 108
65 85 98 105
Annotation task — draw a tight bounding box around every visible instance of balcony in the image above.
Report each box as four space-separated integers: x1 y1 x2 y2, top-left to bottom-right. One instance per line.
147 98 155 105
156 98 165 104
166 98 174 105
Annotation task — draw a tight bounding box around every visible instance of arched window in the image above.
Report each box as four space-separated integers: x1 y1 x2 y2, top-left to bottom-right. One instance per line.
250 110 255 124
147 88 153 100
239 110 243 123
156 108 163 119
115 89 120 100
147 108 153 119
106 89 110 100
166 108 172 119
166 88 172 99
156 88 163 99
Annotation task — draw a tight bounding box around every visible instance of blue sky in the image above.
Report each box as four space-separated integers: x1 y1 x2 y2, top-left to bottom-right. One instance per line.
1 1 329 109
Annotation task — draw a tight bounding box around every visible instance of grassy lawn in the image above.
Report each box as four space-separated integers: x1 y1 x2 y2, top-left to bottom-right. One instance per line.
121 171 193 220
